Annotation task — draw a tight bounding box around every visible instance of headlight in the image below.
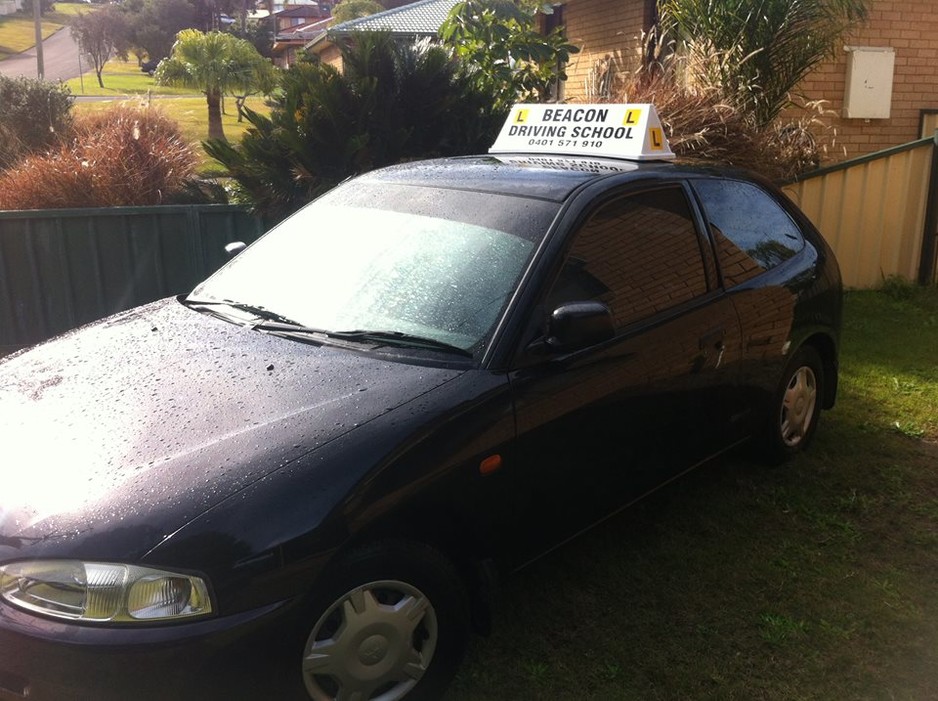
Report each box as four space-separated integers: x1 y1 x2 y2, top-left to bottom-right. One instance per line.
0 560 213 623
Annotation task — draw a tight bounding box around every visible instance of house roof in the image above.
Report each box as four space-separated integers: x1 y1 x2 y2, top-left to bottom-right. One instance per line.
276 4 331 19
327 0 461 38
275 16 332 44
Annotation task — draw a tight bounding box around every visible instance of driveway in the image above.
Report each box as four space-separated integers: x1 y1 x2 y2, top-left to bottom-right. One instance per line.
0 28 82 81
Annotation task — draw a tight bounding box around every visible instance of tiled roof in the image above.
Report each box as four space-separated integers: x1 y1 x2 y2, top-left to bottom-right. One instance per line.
328 0 461 37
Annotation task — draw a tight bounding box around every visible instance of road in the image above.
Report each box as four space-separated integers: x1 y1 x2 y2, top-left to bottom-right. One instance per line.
0 27 83 81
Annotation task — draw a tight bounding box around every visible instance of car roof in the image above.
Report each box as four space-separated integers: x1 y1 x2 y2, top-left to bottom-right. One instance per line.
354 154 760 203
352 154 666 202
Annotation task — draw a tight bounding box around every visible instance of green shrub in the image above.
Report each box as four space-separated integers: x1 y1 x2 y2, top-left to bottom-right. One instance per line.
439 0 578 115
0 106 199 209
206 32 498 222
0 76 73 170
879 275 918 301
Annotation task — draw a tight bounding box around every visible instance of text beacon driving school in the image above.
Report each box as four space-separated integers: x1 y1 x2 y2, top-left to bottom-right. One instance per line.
489 104 675 161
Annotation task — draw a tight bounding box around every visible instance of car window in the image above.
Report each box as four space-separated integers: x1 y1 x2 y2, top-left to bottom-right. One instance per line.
192 183 559 354
548 186 710 331
691 179 805 287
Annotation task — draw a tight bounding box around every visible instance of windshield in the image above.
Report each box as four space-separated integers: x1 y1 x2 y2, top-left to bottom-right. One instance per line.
190 181 559 355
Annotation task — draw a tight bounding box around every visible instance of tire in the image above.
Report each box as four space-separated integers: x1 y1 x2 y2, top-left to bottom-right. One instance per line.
762 345 824 463
299 540 469 701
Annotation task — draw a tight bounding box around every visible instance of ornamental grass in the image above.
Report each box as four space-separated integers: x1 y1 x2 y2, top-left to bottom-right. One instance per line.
0 106 198 210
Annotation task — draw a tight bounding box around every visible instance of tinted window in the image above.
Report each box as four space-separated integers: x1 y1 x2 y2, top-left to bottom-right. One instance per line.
549 186 709 330
692 179 805 286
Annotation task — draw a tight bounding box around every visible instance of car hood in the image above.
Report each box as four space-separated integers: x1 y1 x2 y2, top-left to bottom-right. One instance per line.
0 298 464 560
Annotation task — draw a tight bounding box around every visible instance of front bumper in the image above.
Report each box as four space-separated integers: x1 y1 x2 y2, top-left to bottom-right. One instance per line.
0 596 308 701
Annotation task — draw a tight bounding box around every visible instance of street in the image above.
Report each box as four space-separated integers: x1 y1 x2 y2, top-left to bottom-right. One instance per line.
0 27 82 81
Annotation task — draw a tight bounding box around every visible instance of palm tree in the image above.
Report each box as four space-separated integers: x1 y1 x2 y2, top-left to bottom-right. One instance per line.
657 0 870 126
155 29 276 141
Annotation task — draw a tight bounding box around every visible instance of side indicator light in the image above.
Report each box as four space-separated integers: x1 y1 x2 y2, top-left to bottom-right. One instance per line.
479 454 503 475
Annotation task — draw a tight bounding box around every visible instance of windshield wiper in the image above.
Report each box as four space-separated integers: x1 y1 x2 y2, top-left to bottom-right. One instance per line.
253 324 473 357
185 299 473 357
184 298 305 326
326 330 474 357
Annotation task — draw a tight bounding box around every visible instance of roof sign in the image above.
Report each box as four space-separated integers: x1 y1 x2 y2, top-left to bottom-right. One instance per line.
489 103 675 161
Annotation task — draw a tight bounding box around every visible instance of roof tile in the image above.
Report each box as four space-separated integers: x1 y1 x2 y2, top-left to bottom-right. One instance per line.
329 0 461 36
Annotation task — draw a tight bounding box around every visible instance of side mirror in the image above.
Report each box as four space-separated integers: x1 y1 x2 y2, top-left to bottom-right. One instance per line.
224 241 247 258
545 301 615 353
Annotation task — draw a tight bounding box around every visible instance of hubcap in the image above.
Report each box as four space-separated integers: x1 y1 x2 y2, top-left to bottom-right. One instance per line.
779 365 818 447
302 580 438 701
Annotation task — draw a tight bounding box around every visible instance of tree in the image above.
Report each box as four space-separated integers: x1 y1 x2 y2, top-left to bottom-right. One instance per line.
231 51 278 123
204 33 498 222
155 29 275 141
657 0 871 126
332 0 384 24
439 0 578 115
69 6 131 88
226 19 275 60
190 0 245 31
123 0 200 64
22 0 55 16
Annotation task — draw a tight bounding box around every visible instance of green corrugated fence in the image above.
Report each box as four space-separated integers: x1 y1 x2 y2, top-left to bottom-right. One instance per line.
0 204 265 356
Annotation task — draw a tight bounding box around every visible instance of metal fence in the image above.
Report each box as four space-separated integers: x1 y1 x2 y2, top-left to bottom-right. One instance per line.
0 204 265 355
782 133 938 289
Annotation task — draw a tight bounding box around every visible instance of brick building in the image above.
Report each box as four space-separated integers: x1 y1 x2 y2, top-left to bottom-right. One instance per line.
552 0 652 102
555 0 938 162
793 0 938 160
270 4 333 68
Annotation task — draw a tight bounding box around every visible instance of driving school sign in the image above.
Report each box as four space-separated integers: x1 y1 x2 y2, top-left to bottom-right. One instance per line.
489 103 675 161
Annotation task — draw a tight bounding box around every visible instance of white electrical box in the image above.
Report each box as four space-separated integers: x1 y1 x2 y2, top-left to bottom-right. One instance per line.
843 46 896 119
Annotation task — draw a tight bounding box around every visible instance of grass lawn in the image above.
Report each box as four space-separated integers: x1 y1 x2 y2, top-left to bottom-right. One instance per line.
64 58 195 96
72 93 269 145
67 57 271 174
448 285 938 700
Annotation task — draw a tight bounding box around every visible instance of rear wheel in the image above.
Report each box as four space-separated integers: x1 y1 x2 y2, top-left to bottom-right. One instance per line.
300 541 469 701
762 346 824 462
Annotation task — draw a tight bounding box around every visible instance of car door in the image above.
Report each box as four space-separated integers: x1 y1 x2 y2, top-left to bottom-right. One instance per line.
689 178 816 429
505 182 745 563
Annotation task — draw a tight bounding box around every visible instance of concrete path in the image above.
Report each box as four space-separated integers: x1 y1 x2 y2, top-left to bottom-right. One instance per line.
0 28 83 82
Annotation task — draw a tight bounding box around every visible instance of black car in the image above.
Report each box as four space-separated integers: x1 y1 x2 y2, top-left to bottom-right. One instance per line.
0 106 841 701
140 58 162 75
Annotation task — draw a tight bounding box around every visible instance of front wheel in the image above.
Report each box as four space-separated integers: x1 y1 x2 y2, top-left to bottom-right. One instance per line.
762 346 824 463
300 540 469 701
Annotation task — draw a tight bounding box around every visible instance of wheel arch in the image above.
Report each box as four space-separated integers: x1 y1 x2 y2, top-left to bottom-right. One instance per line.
800 331 838 409
338 500 501 637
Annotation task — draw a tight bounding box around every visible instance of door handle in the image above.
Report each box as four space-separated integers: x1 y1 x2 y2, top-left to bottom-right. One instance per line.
699 327 726 350
697 327 727 370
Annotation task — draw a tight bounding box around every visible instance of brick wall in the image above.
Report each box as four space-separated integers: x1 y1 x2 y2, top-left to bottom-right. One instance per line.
561 0 649 102
789 0 938 161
